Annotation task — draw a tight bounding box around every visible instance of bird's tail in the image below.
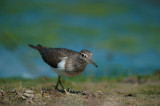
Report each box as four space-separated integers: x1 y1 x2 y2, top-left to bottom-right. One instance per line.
28 44 42 51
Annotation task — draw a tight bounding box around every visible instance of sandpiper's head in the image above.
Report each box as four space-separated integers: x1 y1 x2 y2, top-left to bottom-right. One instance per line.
80 49 98 67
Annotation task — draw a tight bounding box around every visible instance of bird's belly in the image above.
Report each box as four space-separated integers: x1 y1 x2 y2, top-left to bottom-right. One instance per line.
52 68 83 77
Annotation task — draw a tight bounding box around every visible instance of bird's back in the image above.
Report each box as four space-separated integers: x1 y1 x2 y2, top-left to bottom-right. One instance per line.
40 48 79 68
29 44 79 68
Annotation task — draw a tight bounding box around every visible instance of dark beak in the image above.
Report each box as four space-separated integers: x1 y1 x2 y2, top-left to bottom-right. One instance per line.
90 60 98 68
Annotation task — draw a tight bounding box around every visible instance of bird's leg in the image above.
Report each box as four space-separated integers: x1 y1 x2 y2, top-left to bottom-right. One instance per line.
58 76 68 94
59 80 64 89
55 76 60 90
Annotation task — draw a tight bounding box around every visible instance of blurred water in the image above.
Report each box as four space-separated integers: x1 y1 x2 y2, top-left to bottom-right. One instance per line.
0 0 160 78
0 43 160 78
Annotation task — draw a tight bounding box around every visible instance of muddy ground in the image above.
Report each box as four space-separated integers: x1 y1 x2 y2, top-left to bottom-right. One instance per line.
0 76 160 106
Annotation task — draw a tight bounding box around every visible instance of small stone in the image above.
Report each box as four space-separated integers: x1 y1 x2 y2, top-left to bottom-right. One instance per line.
13 88 17 93
23 93 34 98
25 89 34 94
88 93 96 97
0 90 4 96
97 91 103 95
21 95 27 99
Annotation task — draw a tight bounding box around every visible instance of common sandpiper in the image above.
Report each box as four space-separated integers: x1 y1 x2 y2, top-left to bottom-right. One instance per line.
29 44 98 93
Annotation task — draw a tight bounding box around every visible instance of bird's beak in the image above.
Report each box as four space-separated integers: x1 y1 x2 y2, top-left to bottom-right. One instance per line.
90 60 98 68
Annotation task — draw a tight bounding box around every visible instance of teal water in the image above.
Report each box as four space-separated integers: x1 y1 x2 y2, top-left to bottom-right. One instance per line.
0 0 160 78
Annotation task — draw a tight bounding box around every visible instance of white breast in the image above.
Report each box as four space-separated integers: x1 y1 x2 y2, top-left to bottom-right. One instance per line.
57 57 67 70
52 57 70 76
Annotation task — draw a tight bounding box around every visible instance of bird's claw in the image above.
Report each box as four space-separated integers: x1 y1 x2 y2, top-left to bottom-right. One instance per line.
64 89 70 95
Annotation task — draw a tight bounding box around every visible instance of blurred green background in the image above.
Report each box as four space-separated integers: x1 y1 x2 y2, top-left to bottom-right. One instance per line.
0 0 160 78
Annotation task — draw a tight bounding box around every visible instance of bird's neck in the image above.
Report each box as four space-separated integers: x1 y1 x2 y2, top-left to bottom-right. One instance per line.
65 56 88 71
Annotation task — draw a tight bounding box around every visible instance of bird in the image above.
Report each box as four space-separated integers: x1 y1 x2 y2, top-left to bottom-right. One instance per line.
28 44 98 93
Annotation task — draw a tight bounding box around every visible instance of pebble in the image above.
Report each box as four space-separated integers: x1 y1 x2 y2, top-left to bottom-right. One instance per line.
25 89 34 94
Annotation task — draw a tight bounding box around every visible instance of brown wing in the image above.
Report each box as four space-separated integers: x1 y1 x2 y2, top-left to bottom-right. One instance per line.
37 46 78 68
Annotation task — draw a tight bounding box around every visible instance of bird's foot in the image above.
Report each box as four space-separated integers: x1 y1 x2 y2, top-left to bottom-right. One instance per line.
64 89 77 96
64 89 69 95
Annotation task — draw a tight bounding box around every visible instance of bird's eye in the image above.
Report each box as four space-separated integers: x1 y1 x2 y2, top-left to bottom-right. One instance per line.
81 53 86 58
